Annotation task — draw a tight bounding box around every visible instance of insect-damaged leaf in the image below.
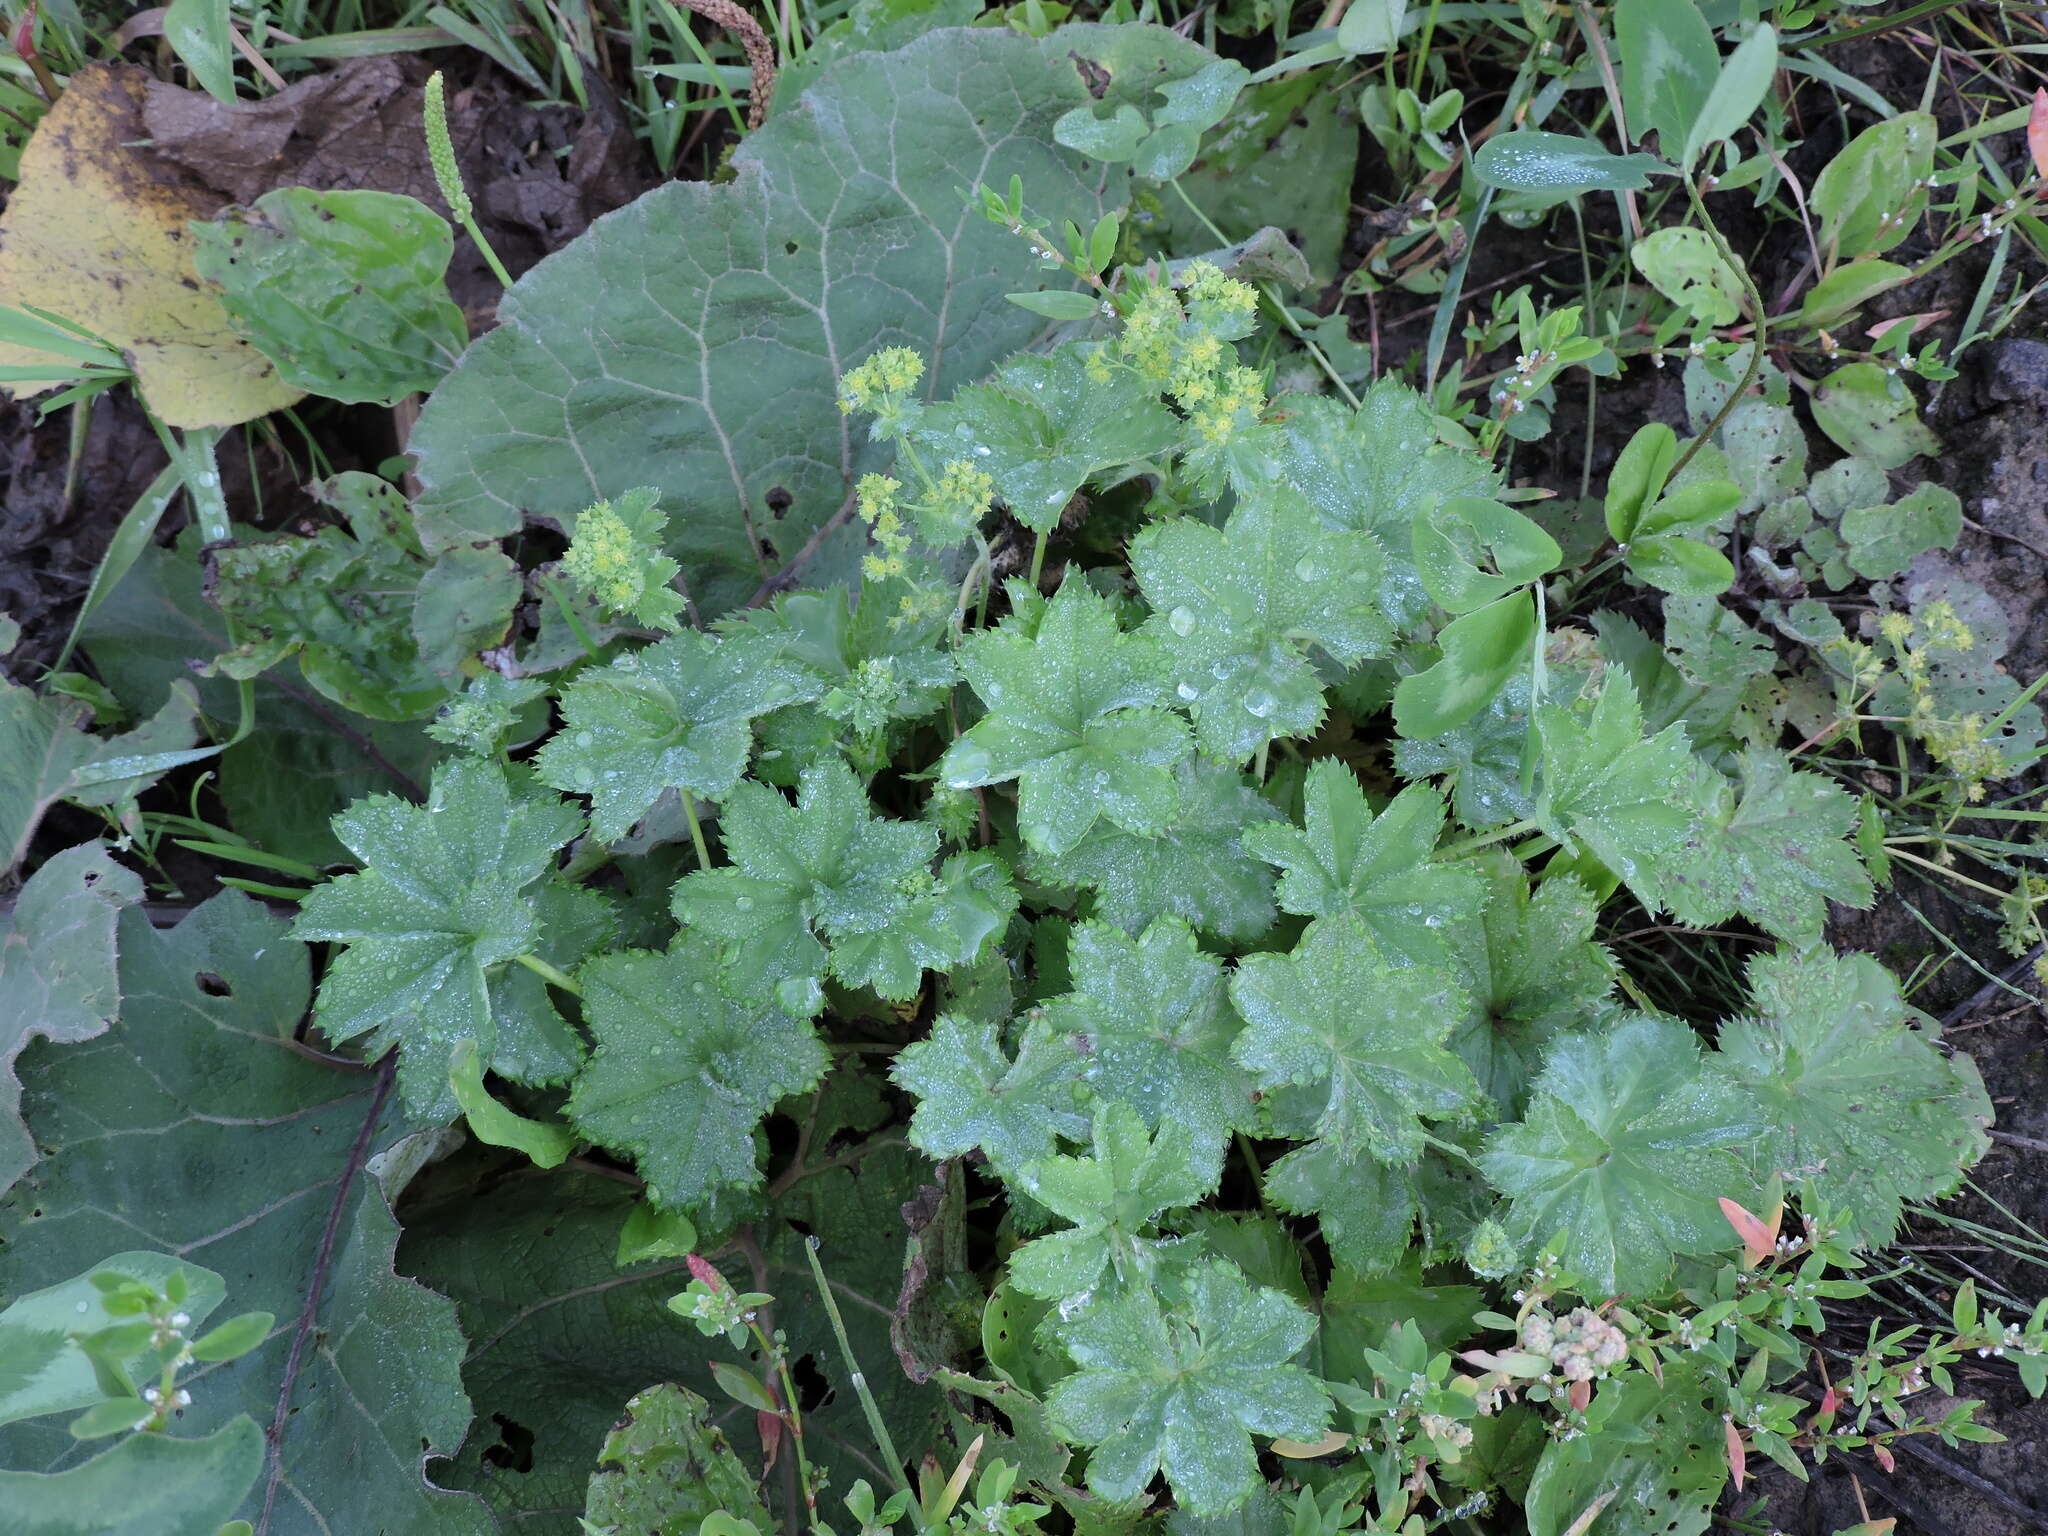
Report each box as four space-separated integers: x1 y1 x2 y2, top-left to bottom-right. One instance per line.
0 65 300 428
407 25 1215 612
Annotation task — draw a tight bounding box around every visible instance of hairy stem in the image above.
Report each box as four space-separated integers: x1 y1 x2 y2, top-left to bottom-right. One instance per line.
1664 179 1768 486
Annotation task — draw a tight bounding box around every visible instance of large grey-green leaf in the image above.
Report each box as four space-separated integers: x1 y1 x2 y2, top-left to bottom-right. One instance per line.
400 1109 947 1527
0 895 489 1535
0 844 142 1200
408 24 1211 615
0 676 200 873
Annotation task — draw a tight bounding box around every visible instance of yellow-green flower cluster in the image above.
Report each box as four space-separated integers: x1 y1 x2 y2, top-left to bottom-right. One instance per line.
1181 258 1259 327
1880 601 2003 796
558 488 685 630
562 501 643 611
839 347 926 415
891 586 952 633
1183 362 1266 445
1113 261 1266 445
1118 283 1185 381
919 457 994 547
858 472 911 582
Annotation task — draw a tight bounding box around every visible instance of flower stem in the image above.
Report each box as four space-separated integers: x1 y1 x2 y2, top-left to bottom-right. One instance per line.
1664 178 1767 485
804 1236 913 1503
1168 177 1362 410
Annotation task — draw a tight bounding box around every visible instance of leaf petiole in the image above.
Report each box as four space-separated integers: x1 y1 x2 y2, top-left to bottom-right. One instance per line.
514 952 583 996
1437 817 1542 860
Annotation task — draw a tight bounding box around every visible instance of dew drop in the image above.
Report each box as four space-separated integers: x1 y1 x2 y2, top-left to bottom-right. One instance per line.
1246 689 1278 719
735 896 755 912
1167 606 1197 637
574 731 594 748
1176 682 1199 701
1294 558 1320 583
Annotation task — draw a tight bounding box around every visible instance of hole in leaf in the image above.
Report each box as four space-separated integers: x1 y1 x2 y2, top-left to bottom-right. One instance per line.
481 1414 536 1473
789 1351 832 1413
195 972 232 998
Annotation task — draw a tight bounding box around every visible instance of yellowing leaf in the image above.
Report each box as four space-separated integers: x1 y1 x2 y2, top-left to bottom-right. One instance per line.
0 64 300 428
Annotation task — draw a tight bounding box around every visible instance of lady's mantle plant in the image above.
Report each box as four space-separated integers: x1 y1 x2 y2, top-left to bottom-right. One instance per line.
263 248 2008 1526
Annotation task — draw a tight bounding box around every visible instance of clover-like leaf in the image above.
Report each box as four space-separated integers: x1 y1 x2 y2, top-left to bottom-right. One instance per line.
535 630 818 842
1714 948 1990 1246
1242 763 1485 966
1028 757 1279 946
893 1014 1089 1174
1445 868 1616 1115
566 935 829 1210
940 580 1188 856
1036 916 1252 1172
670 760 937 999
1132 484 1391 761
1603 423 1737 596
912 342 1179 532
1534 673 1696 904
1045 1257 1329 1516
1230 918 1477 1165
1649 750 1873 944
292 758 595 1114
1479 1012 1764 1297
1009 1102 1211 1298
